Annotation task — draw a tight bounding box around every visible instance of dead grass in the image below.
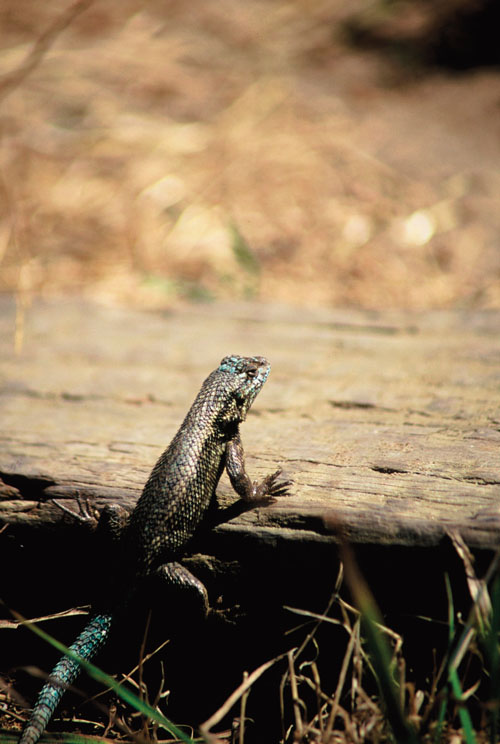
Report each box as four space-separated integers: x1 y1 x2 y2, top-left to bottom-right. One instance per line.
1 0 500 311
5 544 498 744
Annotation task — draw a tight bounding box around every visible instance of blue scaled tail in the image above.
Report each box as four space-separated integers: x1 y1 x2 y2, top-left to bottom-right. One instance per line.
19 612 113 744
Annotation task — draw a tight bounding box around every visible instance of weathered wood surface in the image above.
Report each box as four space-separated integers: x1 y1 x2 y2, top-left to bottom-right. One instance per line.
1 297 499 549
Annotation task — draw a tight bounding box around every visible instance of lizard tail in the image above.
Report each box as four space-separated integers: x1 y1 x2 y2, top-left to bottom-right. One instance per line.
19 612 113 744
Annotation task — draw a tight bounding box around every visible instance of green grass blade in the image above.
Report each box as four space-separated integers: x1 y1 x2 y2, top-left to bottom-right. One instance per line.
444 573 476 744
229 223 260 277
433 694 448 744
18 617 196 744
444 573 455 641
448 670 476 744
341 544 419 744
483 573 500 743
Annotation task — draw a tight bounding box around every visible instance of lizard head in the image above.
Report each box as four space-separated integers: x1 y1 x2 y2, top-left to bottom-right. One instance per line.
217 354 270 422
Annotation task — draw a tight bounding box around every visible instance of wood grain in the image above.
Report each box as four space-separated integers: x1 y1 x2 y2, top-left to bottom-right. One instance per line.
1 298 499 549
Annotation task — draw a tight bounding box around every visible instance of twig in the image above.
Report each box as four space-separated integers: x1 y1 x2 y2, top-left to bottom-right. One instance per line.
238 670 248 744
0 0 95 103
200 653 286 736
287 649 303 738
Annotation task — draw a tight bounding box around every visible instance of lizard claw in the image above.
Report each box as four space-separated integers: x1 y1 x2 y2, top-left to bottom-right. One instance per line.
253 468 292 503
51 495 99 526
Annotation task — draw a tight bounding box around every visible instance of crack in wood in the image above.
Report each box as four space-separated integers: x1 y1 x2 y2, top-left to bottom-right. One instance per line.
0 471 56 499
0 386 173 407
329 399 394 411
371 465 408 474
459 475 500 486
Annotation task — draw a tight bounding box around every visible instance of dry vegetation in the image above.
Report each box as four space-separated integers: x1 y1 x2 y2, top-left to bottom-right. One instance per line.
1 0 500 311
4 545 499 743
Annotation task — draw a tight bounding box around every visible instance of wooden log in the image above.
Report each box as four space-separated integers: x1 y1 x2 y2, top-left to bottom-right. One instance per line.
1 297 499 550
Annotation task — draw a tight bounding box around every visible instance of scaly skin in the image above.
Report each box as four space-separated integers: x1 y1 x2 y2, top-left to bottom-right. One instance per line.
20 355 290 744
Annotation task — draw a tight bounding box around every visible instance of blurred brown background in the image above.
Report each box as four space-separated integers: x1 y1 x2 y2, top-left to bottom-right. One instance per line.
1 0 500 311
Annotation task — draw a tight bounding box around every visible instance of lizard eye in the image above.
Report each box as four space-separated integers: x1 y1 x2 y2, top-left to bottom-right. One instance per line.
246 366 258 378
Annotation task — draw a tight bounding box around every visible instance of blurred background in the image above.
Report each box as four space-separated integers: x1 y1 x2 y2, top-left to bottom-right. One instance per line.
1 0 500 311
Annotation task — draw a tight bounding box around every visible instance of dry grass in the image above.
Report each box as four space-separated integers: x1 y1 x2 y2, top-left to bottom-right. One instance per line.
1 0 500 311
5 547 498 744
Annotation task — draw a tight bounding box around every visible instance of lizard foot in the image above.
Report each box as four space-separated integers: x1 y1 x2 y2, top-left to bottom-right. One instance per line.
253 468 293 504
51 495 99 526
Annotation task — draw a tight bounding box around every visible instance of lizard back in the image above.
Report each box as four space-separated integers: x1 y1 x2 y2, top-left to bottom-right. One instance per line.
123 355 271 575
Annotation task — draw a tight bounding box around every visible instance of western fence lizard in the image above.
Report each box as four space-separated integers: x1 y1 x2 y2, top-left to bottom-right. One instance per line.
19 354 290 744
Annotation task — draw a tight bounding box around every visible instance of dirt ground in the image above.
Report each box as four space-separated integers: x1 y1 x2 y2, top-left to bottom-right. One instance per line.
1 0 500 310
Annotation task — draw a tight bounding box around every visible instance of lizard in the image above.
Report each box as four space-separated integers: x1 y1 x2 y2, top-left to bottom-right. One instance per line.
19 354 291 744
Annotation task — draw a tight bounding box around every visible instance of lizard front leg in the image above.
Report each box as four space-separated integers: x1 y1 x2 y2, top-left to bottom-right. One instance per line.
225 431 291 504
